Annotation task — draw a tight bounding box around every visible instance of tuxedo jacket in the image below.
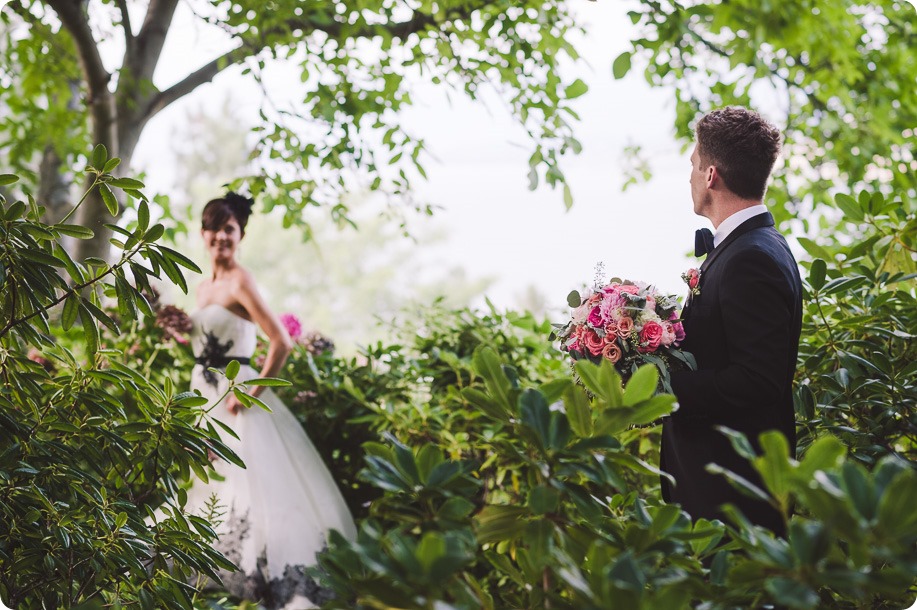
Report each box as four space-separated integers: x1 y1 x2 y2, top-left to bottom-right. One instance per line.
661 212 802 536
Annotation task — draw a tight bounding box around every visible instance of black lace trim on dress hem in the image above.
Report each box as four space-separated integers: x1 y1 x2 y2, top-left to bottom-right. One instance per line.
207 509 335 609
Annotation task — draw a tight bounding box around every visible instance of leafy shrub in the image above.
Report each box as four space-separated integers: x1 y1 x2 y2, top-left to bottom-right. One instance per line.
0 159 236 609
316 349 917 609
795 190 916 465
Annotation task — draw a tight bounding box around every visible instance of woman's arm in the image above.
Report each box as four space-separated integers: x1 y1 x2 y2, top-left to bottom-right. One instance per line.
226 269 293 413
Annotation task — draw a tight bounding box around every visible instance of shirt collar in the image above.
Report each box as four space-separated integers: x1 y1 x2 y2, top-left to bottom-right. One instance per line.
713 204 768 248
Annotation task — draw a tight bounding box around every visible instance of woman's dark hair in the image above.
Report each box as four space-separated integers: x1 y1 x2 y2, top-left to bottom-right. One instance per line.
201 192 255 235
695 107 782 200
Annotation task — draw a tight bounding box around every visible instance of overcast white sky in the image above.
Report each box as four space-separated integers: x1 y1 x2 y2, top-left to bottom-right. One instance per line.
130 1 717 313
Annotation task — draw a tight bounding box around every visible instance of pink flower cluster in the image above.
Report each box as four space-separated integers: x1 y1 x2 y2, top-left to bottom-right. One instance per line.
279 313 303 340
556 281 686 366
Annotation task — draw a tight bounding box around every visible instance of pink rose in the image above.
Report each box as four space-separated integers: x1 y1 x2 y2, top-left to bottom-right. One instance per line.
279 313 303 340
682 268 701 296
638 320 664 353
602 342 622 364
618 284 641 295
583 329 605 356
616 316 634 338
587 306 604 327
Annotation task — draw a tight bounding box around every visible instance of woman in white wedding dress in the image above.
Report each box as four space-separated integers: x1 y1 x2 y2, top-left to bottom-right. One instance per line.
185 192 356 609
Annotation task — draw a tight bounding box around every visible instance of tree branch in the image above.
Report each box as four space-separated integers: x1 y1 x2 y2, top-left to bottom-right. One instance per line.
141 2 488 125
133 0 180 82
43 0 109 95
141 46 251 122
116 0 132 39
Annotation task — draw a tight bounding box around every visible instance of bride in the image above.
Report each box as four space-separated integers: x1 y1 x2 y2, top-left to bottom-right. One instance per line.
184 192 356 609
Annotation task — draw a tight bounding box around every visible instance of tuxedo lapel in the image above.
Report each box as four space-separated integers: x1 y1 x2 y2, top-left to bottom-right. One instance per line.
699 212 776 273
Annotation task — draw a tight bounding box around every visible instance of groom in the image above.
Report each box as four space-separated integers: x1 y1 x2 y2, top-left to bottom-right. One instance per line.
662 107 802 537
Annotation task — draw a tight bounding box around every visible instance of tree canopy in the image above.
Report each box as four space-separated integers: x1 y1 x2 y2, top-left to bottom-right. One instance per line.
1 0 588 260
618 0 916 233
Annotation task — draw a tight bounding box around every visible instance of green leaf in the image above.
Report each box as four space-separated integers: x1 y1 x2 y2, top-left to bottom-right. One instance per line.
835 193 865 222
53 224 95 239
877 468 917 536
574 358 623 406
0 173 19 186
566 290 581 307
612 51 633 79
143 223 165 243
108 177 145 189
564 78 588 99
706 463 772 505
102 157 121 173
563 183 573 210
78 305 99 356
528 485 560 515
463 387 511 421
623 365 658 406
519 389 551 450
99 184 118 216
753 431 793 505
91 144 108 169
244 377 291 387
609 551 645 591
809 258 827 291
796 237 833 261
563 384 593 437
796 435 846 479
715 426 757 461
137 199 150 232
764 577 819 609
627 394 676 427
225 360 240 381
472 347 513 412
475 506 528 544
62 294 80 331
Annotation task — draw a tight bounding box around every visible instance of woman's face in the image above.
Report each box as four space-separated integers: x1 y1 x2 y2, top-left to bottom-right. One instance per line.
201 215 242 263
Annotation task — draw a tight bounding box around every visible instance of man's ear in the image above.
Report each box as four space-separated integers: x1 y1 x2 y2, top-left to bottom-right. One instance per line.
706 165 718 188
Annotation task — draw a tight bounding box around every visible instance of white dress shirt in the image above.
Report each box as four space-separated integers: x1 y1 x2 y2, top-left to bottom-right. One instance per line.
713 204 768 248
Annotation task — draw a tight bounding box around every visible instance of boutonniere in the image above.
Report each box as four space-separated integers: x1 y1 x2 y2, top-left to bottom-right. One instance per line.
682 268 701 296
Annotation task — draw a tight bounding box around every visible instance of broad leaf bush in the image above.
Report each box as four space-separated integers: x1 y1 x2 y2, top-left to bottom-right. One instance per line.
795 190 916 465
0 159 237 609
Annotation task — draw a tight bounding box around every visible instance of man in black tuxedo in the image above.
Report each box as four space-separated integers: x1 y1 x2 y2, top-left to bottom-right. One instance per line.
661 107 802 537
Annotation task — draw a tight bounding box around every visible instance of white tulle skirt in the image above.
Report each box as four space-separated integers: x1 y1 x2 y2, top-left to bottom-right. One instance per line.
185 363 357 609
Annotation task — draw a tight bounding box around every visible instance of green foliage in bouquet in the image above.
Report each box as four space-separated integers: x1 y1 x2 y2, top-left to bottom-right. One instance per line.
0 158 240 609
795 190 916 465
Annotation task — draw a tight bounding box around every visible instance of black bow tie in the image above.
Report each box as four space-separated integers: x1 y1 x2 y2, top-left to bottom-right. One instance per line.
695 228 715 257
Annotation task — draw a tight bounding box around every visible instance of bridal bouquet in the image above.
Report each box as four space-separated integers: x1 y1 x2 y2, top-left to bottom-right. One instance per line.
552 279 696 391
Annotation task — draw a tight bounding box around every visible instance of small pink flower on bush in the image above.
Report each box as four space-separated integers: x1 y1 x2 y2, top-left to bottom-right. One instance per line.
587 307 604 327
279 313 303 340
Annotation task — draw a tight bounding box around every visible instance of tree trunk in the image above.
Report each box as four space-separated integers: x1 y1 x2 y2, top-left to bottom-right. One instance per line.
38 145 73 224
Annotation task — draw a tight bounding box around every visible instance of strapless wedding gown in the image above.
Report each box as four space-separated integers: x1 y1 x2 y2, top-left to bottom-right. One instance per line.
185 304 356 609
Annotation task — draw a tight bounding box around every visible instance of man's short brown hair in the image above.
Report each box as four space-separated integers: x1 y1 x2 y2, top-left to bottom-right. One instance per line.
695 107 782 200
